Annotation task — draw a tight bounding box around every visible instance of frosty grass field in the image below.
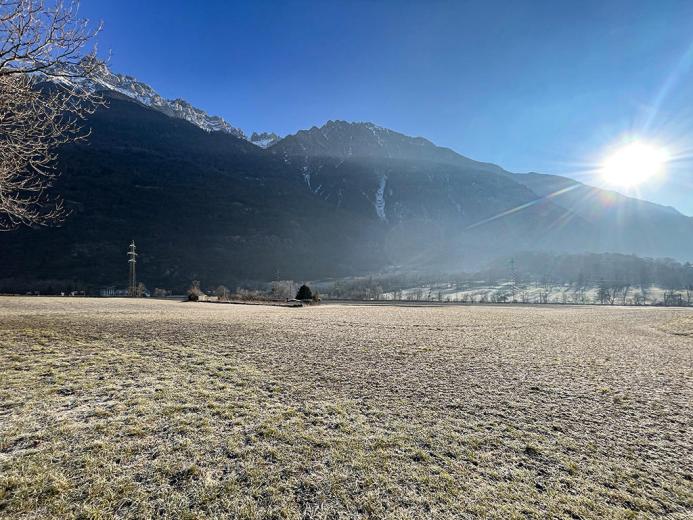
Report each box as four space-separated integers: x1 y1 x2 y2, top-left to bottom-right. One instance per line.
0 297 691 519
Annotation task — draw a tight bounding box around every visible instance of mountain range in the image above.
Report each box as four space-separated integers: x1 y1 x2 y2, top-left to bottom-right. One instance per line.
1 61 691 292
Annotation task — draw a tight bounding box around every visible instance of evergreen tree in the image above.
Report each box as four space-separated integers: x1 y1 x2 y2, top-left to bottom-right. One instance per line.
296 284 313 300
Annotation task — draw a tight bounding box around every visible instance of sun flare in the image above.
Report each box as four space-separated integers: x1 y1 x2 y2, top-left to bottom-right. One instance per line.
601 141 669 187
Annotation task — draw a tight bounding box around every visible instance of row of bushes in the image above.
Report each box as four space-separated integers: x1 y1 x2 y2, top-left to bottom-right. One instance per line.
187 283 320 303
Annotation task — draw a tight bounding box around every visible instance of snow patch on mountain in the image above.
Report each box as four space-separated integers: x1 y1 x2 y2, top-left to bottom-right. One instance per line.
375 174 388 222
249 132 281 148
301 166 312 190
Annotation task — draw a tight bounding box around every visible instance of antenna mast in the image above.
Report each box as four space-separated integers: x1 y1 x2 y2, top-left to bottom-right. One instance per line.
128 241 138 297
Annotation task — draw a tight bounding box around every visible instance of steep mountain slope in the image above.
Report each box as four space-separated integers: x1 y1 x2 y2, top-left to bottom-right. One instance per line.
269 121 553 223
272 120 506 174
270 121 693 262
269 121 592 265
0 93 385 292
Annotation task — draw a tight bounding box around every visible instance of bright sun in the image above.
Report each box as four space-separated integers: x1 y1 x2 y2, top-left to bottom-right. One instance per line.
601 141 669 187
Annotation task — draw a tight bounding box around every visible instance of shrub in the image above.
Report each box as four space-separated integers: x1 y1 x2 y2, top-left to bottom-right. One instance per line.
187 280 201 302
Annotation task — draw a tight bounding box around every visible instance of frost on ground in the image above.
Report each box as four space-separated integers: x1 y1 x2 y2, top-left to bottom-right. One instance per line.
0 298 691 519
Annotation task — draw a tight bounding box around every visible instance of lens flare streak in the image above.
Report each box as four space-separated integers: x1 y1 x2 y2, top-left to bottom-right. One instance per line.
464 184 580 231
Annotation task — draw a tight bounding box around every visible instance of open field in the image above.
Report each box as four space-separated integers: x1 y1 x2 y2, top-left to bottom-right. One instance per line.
1 297 692 519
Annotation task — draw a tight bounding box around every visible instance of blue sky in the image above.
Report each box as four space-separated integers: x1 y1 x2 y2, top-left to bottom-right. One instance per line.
81 1 693 215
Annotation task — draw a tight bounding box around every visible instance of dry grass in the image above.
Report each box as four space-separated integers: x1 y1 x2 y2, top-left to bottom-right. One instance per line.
0 297 691 519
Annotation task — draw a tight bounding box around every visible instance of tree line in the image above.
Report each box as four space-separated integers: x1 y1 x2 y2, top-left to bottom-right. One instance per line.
481 252 693 290
325 252 693 306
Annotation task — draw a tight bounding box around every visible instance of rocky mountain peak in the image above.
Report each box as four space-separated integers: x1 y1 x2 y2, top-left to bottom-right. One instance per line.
249 131 281 148
272 120 504 177
45 58 246 138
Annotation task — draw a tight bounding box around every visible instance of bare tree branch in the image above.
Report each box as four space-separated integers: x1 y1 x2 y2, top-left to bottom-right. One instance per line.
0 0 102 230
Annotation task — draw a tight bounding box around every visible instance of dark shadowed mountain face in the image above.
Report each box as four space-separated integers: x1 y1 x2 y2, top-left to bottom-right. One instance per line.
1 95 692 292
261 152 591 271
0 94 386 292
269 120 577 227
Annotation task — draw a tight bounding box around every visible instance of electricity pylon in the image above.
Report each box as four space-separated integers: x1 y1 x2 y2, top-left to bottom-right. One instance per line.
510 257 518 302
128 241 137 297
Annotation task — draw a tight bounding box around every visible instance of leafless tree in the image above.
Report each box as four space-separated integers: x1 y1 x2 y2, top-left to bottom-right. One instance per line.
663 290 683 307
187 280 202 301
215 285 229 302
561 289 568 304
271 280 294 300
573 285 585 304
0 0 102 230
538 280 551 304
